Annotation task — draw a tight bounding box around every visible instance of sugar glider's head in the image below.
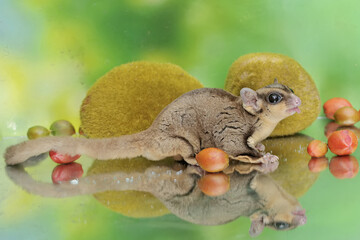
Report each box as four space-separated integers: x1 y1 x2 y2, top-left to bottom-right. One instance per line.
239 79 301 123
248 174 307 237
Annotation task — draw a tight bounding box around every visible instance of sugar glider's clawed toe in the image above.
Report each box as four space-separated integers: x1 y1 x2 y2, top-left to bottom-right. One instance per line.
255 143 265 153
260 153 279 173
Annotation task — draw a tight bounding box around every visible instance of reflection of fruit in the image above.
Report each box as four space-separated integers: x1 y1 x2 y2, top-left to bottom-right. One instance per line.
325 122 360 139
87 158 173 218
225 53 320 136
328 130 358 156
27 126 50 139
52 162 84 184
49 150 81 164
323 98 352 120
334 106 360 126
307 140 328 157
308 157 329 173
196 148 229 172
198 173 230 197
50 120 76 136
263 134 320 198
324 121 341 138
329 156 359 179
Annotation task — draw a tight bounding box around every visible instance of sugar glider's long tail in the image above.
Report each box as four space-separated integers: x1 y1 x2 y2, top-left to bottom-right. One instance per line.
4 130 152 165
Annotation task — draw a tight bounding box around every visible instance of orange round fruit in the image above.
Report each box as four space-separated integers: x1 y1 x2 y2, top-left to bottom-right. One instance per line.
328 130 358 156
307 140 328 157
323 98 352 120
195 148 229 172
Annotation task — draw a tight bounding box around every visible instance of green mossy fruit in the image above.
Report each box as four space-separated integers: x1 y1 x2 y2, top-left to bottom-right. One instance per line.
80 61 203 138
263 134 319 198
225 53 321 136
81 61 203 217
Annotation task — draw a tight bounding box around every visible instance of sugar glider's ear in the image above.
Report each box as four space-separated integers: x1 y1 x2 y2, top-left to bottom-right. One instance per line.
274 78 279 84
240 88 261 115
249 214 266 237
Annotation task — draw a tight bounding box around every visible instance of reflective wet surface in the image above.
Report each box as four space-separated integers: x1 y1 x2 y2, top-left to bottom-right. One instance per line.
2 119 360 239
2 0 360 239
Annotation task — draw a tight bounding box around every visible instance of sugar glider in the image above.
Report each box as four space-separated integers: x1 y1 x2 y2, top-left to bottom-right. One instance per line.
4 79 301 169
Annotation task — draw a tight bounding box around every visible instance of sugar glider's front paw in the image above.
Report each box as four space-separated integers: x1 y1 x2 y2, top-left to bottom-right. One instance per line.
260 153 279 173
255 143 265 153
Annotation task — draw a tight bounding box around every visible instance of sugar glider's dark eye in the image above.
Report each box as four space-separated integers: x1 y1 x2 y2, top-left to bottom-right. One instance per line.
274 222 290 230
267 93 283 104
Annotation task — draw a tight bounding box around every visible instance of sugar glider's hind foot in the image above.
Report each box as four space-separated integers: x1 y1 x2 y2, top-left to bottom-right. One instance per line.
229 154 261 164
260 153 279 173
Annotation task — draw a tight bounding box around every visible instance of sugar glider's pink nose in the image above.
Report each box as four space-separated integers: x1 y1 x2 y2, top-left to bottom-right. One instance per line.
294 95 301 107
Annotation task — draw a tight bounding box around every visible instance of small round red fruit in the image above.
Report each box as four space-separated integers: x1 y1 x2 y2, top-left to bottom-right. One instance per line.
49 150 81 164
52 162 84 184
323 98 352 120
307 140 328 157
196 148 229 172
198 173 230 197
308 157 329 173
329 155 359 179
328 130 358 156
338 126 360 139
334 106 360 126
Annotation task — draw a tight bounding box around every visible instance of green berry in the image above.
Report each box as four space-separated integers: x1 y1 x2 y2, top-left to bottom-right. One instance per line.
27 126 50 139
50 120 76 136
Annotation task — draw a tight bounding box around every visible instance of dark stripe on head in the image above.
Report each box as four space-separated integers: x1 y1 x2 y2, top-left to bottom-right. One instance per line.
263 82 293 93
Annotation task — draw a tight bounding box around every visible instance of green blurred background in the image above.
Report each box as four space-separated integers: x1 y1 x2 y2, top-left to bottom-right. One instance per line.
1 0 360 239
1 0 360 137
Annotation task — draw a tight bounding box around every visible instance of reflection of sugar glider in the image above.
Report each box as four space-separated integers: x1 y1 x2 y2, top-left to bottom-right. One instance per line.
5 163 307 237
4 79 301 167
